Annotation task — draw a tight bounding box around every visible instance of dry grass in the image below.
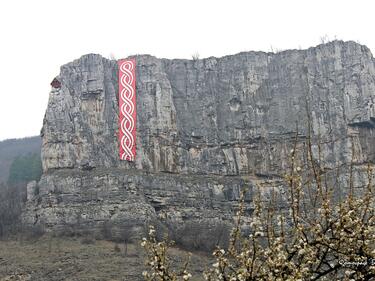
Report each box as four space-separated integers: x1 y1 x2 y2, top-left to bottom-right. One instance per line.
0 236 209 281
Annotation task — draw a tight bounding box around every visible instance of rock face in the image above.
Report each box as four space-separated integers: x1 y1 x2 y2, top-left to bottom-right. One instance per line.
24 41 375 233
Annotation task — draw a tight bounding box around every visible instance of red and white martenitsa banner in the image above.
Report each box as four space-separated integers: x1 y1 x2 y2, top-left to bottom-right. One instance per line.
118 59 136 161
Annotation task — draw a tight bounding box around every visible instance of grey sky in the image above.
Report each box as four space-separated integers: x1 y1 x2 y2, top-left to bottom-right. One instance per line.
0 0 374 140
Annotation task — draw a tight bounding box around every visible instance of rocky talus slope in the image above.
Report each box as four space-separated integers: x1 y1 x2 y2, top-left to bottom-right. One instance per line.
24 41 375 233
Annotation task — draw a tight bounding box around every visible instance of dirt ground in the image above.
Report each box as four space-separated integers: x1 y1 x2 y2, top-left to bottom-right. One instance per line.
0 236 210 281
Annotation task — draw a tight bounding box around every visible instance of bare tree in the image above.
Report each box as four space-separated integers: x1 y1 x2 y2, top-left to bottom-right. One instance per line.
120 225 133 256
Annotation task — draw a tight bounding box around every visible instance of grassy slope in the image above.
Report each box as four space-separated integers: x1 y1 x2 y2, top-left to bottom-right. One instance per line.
0 236 210 281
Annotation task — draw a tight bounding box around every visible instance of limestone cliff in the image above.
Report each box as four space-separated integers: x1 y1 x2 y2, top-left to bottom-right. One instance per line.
24 41 375 232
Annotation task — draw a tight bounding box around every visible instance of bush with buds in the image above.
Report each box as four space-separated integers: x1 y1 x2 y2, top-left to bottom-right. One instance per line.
142 134 375 280
141 226 191 281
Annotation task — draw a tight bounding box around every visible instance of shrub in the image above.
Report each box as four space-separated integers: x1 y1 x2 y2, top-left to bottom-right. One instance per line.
101 220 113 240
21 224 46 241
141 138 375 280
81 236 95 245
114 243 121 253
167 220 230 253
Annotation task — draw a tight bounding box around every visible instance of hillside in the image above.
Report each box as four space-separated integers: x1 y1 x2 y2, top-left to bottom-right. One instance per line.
0 136 41 184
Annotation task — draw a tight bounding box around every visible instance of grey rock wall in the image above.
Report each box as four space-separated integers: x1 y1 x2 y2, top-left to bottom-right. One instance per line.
24 41 375 233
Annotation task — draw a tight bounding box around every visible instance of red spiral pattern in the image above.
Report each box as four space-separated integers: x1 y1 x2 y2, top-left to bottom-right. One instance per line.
118 59 136 161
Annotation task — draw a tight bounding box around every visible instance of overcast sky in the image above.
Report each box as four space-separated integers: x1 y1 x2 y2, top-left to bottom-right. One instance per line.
0 0 374 140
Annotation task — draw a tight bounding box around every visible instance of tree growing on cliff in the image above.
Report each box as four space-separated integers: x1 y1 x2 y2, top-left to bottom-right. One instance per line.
141 137 375 280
